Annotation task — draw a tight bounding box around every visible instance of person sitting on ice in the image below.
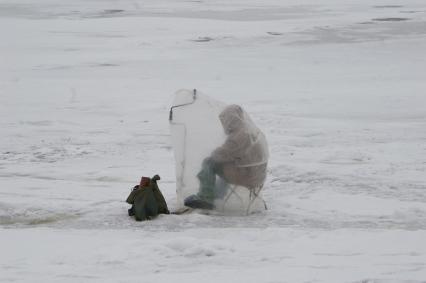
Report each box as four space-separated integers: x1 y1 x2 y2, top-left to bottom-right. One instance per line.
184 104 269 209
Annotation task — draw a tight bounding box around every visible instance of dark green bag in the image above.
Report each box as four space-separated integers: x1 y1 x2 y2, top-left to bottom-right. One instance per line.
126 175 169 221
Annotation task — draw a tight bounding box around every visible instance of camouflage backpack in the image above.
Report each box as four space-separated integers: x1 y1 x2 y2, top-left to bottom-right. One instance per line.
126 175 169 221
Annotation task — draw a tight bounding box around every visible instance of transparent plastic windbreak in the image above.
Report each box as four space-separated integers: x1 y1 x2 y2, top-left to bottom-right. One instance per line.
169 89 269 214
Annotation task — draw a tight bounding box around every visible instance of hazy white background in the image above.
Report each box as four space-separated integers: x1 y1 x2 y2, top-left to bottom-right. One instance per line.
1 0 426 282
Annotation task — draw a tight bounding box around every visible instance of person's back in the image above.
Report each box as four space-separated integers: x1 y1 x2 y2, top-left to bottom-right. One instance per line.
211 104 268 188
185 104 269 209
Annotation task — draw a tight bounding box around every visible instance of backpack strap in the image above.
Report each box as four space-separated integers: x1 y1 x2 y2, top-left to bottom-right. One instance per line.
151 175 170 214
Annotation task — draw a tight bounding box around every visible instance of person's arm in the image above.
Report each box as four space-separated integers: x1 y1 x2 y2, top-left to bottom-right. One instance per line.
210 137 239 164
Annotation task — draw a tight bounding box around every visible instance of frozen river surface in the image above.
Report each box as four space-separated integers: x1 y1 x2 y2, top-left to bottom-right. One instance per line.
1 0 426 282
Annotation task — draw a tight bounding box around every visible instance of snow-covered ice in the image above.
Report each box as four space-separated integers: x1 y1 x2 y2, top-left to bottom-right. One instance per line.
1 0 426 282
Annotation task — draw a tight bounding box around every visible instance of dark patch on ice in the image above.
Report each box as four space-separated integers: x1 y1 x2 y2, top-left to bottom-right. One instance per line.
56 274 100 279
373 5 404 9
101 260 126 266
267 32 283 36
290 19 426 46
34 64 74 71
94 63 120 67
142 6 319 22
0 211 80 226
191 36 214 42
1 142 93 164
400 10 424 14
97 63 120 67
358 21 375 25
314 252 362 257
27 215 74 225
293 26 362 45
93 176 125 182
49 30 127 38
372 17 410 22
0 5 320 21
103 9 125 14
20 120 52 126
79 9 127 19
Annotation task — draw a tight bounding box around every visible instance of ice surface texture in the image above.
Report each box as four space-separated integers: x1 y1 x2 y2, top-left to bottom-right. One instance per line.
1 0 426 282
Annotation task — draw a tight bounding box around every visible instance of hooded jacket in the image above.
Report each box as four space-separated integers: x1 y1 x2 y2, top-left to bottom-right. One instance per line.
210 105 269 189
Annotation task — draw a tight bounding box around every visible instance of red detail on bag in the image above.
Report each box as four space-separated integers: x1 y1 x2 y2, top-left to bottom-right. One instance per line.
140 177 150 187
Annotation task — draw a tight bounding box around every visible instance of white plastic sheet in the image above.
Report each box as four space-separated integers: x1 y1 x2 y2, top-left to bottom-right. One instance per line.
170 89 269 213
